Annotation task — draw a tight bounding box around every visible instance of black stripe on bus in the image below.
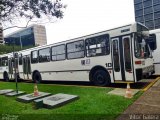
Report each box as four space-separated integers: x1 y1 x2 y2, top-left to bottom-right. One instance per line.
154 62 160 64
19 68 113 74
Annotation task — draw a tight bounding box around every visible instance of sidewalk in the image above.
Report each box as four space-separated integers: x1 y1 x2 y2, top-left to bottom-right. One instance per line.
117 79 160 120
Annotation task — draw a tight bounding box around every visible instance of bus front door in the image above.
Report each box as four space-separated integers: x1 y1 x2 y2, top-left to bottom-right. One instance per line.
23 56 31 80
112 36 134 82
8 57 19 80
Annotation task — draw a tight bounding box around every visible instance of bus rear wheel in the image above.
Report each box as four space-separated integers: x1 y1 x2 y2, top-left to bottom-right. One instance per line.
33 71 42 83
92 70 110 86
3 72 9 82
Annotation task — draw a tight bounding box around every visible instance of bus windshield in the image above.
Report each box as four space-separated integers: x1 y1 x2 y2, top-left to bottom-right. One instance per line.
137 22 149 33
134 33 151 59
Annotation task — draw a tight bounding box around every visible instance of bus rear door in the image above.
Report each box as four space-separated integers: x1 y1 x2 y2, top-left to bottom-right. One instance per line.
22 56 31 80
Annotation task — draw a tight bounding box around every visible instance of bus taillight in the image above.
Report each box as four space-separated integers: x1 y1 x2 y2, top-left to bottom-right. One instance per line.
135 60 142 65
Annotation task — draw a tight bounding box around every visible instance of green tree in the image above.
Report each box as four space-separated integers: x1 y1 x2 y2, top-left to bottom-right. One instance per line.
0 45 34 55
0 0 66 26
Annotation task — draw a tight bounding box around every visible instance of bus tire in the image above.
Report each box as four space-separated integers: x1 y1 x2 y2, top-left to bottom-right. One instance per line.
3 72 9 82
32 71 42 83
92 70 110 86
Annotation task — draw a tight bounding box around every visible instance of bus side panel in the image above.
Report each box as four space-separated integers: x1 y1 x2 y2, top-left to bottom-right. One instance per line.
40 71 89 81
17 65 23 79
153 32 160 75
0 72 3 79
31 55 113 82
0 66 9 80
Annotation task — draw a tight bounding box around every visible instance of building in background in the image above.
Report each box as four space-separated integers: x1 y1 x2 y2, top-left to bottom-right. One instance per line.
4 24 47 47
134 0 160 30
0 23 4 44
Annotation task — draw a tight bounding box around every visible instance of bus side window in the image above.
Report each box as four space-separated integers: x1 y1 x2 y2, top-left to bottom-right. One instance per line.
88 49 96 56
0 58 1 67
123 37 131 71
1 57 8 66
85 34 110 57
67 40 85 59
51 44 65 61
19 54 22 65
146 34 157 51
113 40 120 72
31 50 38 63
38 47 50 63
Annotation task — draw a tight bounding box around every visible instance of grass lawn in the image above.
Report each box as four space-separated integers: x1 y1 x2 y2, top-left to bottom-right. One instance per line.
0 82 143 120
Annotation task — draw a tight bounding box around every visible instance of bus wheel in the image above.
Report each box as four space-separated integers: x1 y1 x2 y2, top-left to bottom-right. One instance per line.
33 72 42 83
3 72 9 82
93 70 110 86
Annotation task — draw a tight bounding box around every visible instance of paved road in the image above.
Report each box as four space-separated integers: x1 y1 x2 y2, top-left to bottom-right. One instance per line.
117 78 160 120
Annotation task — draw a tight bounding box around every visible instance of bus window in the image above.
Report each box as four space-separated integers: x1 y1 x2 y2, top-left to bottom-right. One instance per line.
144 44 151 58
67 40 84 59
123 37 132 71
14 58 18 69
113 40 120 72
39 47 50 62
19 54 22 65
146 34 157 51
134 33 151 59
23 57 27 74
51 44 65 61
85 34 110 57
0 58 1 67
8 59 13 74
31 50 38 63
1 57 8 66
134 34 141 58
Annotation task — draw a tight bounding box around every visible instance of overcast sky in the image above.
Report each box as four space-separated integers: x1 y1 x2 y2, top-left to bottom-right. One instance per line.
4 0 135 44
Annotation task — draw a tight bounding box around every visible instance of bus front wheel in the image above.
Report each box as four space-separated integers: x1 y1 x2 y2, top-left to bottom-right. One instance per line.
33 71 42 83
92 70 110 86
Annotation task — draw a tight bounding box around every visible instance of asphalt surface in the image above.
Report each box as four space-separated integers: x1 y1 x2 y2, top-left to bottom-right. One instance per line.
117 78 160 120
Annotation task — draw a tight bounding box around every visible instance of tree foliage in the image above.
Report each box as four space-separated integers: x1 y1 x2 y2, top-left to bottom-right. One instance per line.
0 45 35 55
0 0 66 24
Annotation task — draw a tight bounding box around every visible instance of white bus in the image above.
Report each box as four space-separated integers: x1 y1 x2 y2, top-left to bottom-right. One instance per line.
149 29 160 75
0 22 155 86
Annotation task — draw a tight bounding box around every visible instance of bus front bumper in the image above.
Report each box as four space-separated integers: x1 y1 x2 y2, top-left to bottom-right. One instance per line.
136 65 155 81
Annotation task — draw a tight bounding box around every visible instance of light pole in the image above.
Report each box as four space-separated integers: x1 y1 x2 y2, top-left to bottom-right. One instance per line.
19 34 22 49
